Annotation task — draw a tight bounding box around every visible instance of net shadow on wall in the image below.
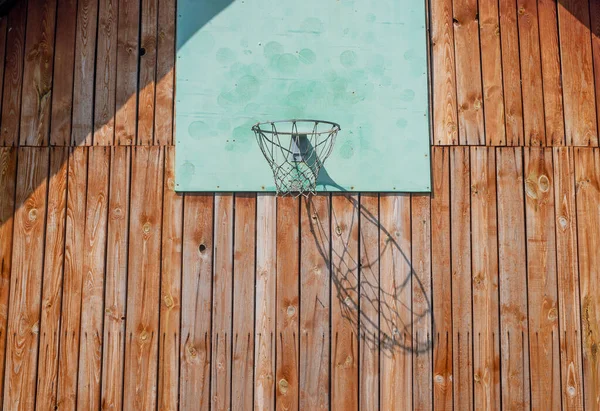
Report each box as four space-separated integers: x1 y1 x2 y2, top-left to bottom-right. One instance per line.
305 195 433 357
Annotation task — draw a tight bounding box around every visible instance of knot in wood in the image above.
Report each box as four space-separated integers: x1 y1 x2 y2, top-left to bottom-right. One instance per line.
547 307 558 321
164 294 174 308
28 208 38 221
278 379 289 394
287 305 296 317
143 222 151 234
557 215 568 231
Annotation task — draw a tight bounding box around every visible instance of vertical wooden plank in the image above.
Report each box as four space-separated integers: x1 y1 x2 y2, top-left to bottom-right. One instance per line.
0 148 17 406
553 147 584 409
574 148 600 409
299 195 330 410
3 147 49 410
524 148 560 409
538 0 565 146
496 147 530 409
70 0 99 146
56 147 87 410
478 0 506 146
470 147 501 411
77 147 110 409
231 194 256 409
0 0 27 146
516 0 545 146
180 194 213 410
431 147 453 410
411 194 433 410
35 147 68 410
49 0 78 146
450 147 473 410
558 0 598 146
211 193 234 411
499 0 524 146
154 0 175 145
254 194 276 411
158 147 182 411
0 18 8 114
590 1 600 147
330 194 358 410
379 193 411 411
452 0 484 144
431 0 458 145
137 0 158 145
123 147 164 410
275 196 299 411
19 0 57 146
358 194 379 411
115 0 140 145
101 146 130 410
93 0 118 146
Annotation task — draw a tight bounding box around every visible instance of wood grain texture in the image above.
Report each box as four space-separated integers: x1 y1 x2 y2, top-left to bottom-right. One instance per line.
232 194 256 410
158 147 182 411
180 193 213 410
431 147 453 410
411 194 432 410
574 148 600 409
538 0 565 146
358 194 379 411
154 0 175 145
558 0 598 146
0 18 7 119
331 194 359 411
101 146 131 410
0 148 16 406
496 147 530 409
524 148 560 409
452 0 484 144
430 0 458 144
379 194 411 411
77 147 110 410
49 0 78 146
70 0 98 146
56 147 87 410
553 147 584 409
178 194 212 409
0 0 27 146
123 147 164 410
3 148 49 410
590 0 600 148
275 197 300 411
254 194 276 411
299 195 330 410
478 0 506 146
35 147 68 410
137 0 158 145
115 0 140 145
211 193 234 411
498 0 524 145
450 147 473 410
93 0 118 146
470 147 500 411
19 0 57 146
516 0 545 146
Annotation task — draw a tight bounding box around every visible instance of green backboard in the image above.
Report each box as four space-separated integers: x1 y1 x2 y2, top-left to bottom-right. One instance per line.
176 0 431 192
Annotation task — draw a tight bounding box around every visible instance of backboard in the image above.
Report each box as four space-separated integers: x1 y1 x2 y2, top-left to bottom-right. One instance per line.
176 0 431 192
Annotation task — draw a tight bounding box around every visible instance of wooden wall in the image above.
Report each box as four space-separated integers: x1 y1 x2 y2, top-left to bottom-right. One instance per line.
0 0 599 409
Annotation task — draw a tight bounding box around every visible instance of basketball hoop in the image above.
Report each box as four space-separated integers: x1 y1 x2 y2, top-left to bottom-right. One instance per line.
252 119 340 197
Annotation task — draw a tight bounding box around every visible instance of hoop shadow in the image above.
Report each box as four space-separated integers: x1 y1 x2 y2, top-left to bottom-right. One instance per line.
303 193 434 357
